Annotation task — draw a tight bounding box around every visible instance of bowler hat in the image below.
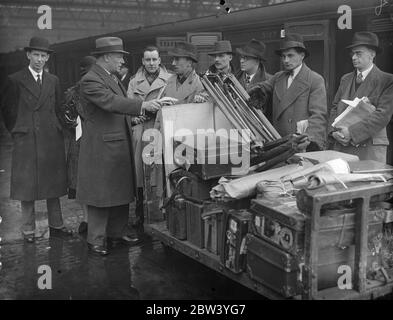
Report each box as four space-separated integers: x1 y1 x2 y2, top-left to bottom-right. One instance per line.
168 42 198 62
91 37 129 56
275 33 309 58
236 39 267 61
208 40 233 55
346 31 382 54
24 36 53 53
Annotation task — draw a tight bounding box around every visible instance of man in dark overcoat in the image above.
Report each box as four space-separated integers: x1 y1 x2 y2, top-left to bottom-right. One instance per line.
77 37 163 255
248 33 328 151
1 36 71 243
328 32 393 163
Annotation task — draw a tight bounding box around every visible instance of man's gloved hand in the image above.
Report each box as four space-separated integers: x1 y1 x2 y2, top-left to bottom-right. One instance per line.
247 85 268 110
290 134 310 153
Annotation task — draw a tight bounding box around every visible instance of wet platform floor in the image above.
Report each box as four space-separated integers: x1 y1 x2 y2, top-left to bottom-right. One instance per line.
0 234 264 300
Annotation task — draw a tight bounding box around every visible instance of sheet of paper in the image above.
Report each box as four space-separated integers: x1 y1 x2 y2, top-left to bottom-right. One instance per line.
341 97 362 108
75 116 82 141
296 119 309 134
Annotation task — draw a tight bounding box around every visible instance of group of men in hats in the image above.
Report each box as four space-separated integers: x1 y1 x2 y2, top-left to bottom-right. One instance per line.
1 30 392 255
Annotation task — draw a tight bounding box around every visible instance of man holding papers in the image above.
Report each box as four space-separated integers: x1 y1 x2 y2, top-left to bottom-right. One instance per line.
329 32 393 163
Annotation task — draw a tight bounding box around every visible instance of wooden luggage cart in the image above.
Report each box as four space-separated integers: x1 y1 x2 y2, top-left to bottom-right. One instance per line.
145 181 393 300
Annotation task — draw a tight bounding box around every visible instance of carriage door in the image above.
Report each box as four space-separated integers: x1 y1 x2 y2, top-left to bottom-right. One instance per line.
284 20 335 105
187 32 222 74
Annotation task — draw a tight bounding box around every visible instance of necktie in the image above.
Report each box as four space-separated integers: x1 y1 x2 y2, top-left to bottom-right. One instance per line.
356 72 363 84
355 72 363 91
37 74 42 88
286 70 294 88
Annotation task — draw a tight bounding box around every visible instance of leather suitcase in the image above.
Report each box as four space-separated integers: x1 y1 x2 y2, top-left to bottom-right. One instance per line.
173 134 249 180
246 234 381 298
250 197 384 256
169 169 218 201
166 196 187 240
185 200 220 248
220 209 253 273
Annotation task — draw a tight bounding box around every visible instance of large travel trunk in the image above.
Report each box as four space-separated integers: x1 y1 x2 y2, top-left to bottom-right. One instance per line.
220 209 253 273
249 197 384 256
246 234 381 298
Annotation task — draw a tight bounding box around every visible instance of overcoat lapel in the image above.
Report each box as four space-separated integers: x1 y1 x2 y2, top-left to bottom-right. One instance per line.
274 64 310 120
354 65 380 99
167 70 198 101
19 68 40 100
93 64 125 97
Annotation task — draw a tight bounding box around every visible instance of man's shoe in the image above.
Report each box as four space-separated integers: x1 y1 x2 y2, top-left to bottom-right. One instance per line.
49 226 73 238
78 221 88 234
24 234 35 243
107 235 142 248
87 243 109 256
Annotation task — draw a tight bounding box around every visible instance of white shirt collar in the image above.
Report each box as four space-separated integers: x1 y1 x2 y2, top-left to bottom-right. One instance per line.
357 64 374 80
28 66 43 81
291 63 303 78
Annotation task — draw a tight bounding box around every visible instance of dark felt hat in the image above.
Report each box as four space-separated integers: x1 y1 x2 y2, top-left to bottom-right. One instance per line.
346 31 382 54
91 37 129 56
168 42 198 62
275 33 309 58
236 39 267 61
208 40 234 55
24 36 53 53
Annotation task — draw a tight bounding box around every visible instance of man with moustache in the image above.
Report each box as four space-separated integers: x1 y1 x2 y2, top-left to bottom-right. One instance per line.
127 46 171 230
161 41 206 103
1 36 71 243
206 40 235 78
78 37 167 255
248 33 328 152
328 32 393 163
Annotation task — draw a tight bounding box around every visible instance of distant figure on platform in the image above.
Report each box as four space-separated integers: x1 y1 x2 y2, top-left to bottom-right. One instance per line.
248 33 328 152
1 36 72 243
328 31 393 163
118 64 132 89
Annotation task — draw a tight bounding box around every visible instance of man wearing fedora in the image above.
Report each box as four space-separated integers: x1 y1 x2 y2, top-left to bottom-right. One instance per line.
248 33 328 151
77 37 165 255
236 39 272 91
328 31 393 163
206 40 235 78
161 41 206 103
1 36 72 243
